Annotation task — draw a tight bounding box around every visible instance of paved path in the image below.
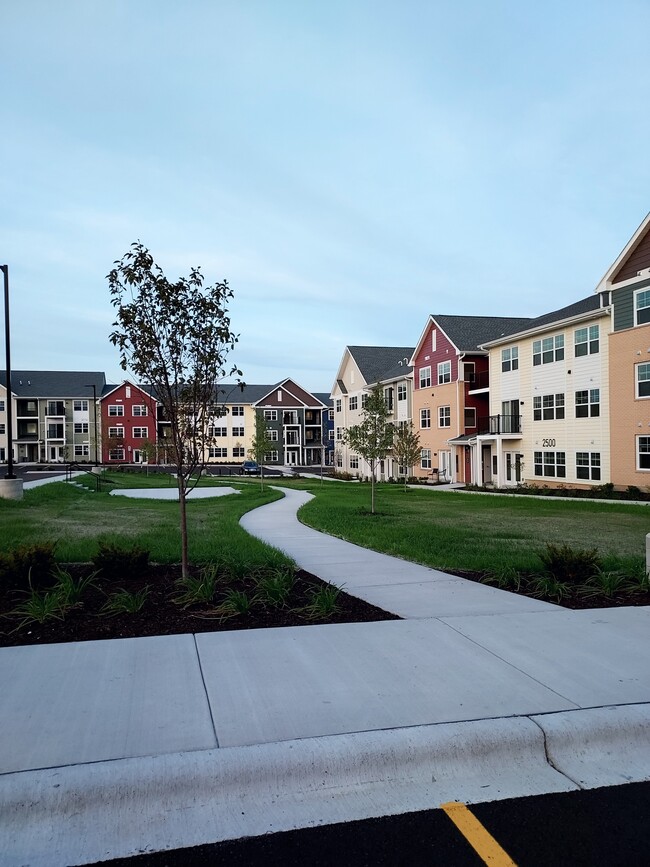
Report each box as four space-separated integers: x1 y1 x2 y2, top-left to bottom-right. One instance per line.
1 485 649 866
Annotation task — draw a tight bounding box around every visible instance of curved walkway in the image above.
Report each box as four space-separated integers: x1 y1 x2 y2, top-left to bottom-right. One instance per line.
240 486 556 618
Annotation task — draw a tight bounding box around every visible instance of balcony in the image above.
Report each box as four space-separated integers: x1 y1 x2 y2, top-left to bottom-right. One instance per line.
16 400 38 417
478 414 521 436
47 424 65 439
468 370 489 391
46 401 66 417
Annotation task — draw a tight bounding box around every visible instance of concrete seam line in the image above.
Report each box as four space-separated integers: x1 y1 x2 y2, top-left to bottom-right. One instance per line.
193 633 219 748
528 715 584 789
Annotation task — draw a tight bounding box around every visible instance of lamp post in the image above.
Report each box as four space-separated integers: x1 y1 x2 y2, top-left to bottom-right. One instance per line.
86 383 99 466
1 264 23 499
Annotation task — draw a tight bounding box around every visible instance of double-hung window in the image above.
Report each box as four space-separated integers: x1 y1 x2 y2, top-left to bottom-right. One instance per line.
533 335 564 365
576 452 601 480
637 364 650 398
421 449 432 470
575 389 600 417
574 326 599 357
638 436 650 470
108 405 124 417
437 361 451 384
349 396 358 410
533 450 566 478
635 289 650 325
438 406 451 427
533 393 565 421
419 366 431 389
501 347 519 372
420 408 431 429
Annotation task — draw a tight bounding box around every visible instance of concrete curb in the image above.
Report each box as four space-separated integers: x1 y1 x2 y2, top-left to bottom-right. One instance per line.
6 707 641 867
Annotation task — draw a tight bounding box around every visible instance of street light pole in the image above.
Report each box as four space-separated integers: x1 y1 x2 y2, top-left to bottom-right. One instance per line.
2 265 16 480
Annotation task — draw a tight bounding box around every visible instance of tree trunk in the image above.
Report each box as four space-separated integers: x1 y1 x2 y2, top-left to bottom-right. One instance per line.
370 461 376 514
178 475 189 579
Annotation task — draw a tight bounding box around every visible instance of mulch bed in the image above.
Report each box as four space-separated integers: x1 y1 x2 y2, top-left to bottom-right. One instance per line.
0 566 400 648
453 569 650 609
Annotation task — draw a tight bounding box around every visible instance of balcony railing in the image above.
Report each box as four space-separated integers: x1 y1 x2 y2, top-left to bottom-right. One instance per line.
468 370 489 390
478 414 521 435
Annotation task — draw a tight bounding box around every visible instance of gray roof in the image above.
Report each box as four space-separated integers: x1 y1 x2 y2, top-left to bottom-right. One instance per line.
0 370 106 397
347 346 414 385
518 295 602 333
313 392 332 407
432 316 533 352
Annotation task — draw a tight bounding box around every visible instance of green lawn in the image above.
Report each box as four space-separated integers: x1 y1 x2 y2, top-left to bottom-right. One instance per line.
0 474 288 566
293 482 649 574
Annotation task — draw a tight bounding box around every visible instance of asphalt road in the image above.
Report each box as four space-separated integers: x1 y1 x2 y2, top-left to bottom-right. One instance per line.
85 781 650 866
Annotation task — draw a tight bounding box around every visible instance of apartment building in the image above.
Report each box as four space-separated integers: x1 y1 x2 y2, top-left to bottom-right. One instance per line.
252 379 328 467
331 345 414 478
479 295 611 488
0 371 105 464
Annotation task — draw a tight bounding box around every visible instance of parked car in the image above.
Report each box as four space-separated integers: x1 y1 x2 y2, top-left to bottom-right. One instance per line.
240 460 260 476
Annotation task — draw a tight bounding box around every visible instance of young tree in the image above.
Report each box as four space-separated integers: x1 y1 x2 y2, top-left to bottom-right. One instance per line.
248 410 268 490
392 421 421 491
344 383 394 514
108 242 242 578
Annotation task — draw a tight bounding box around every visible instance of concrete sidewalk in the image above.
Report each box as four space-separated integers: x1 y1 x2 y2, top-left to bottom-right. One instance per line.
1 487 650 866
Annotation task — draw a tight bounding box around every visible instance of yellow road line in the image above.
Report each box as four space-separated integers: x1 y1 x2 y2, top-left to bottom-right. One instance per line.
441 801 518 866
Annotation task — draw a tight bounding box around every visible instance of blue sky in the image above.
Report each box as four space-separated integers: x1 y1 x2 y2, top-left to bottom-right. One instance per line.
2 1 649 392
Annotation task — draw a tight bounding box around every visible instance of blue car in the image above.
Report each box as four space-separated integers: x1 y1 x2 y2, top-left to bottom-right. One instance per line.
240 460 260 475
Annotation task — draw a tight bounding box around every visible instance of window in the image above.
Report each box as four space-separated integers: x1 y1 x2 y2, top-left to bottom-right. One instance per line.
233 446 245 458
232 426 244 437
263 410 277 421
108 426 124 438
336 453 343 467
420 408 431 429
361 393 368 408
576 452 601 481
533 335 564 366
232 406 244 416
638 436 650 470
575 389 600 417
335 399 342 412
438 406 451 427
533 393 565 421
533 451 566 478
574 325 599 357
266 429 279 441
210 426 227 437
0 400 5 411
133 405 148 416
419 366 432 388
501 347 519 372
73 422 89 434
637 364 650 398
464 407 476 428
328 430 334 441
47 424 64 438
349 396 358 410
384 388 393 410
635 289 650 325
349 456 359 469
132 427 148 438
421 449 432 470
463 362 475 383
264 450 279 462
209 447 228 458
328 409 334 420
108 405 124 417
336 427 343 440
0 423 5 435
108 448 124 461
74 444 90 457
437 361 451 384
397 384 407 401
73 399 89 412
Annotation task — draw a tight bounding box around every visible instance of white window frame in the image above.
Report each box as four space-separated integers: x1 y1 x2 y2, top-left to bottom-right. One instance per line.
574 325 599 357
636 363 650 399
264 450 279 462
263 409 277 421
108 405 124 417
533 335 564 366
108 447 125 461
132 427 148 439
232 446 245 458
232 406 244 416
437 361 451 384
132 405 148 417
576 451 601 481
533 393 565 421
266 429 279 441
420 408 431 429
637 436 650 470
349 396 358 410
575 389 600 418
209 446 228 458
501 347 519 372
349 456 359 469
108 426 124 438
420 449 432 470
635 288 650 326
232 426 245 437
73 399 89 412
419 366 432 389
397 384 407 401
533 450 566 478
74 422 89 434
74 444 90 457
438 406 451 428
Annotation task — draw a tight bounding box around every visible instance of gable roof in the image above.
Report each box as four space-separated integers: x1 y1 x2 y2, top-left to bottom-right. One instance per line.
431 315 533 353
596 212 650 291
347 346 414 385
0 370 105 398
253 378 327 408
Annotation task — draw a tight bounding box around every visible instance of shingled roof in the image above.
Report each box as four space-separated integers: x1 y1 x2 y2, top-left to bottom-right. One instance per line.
347 346 414 385
0 370 106 397
478 295 604 347
432 316 533 352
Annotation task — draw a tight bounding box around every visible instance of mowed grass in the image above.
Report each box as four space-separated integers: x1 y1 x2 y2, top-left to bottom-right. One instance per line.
294 482 650 573
0 475 288 565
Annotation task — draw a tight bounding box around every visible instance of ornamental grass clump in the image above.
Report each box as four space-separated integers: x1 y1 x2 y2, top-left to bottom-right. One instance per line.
101 586 150 615
537 543 601 586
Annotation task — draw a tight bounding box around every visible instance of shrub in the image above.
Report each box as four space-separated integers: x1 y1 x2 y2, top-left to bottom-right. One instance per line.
537 543 601 585
530 575 571 602
101 586 150 615
174 565 221 607
0 543 57 592
91 542 150 582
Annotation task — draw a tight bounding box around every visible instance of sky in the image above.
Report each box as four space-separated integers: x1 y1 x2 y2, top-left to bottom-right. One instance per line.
2 0 650 393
